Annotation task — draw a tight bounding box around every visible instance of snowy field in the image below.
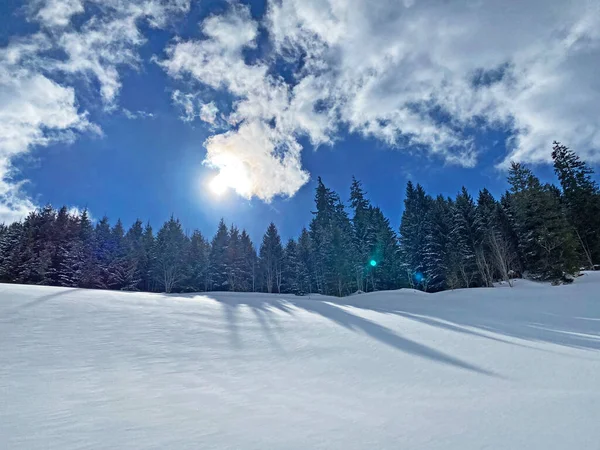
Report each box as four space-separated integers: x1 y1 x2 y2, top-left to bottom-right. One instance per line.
1 274 600 449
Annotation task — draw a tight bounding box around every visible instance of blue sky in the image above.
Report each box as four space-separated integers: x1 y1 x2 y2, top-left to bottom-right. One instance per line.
1 0 600 242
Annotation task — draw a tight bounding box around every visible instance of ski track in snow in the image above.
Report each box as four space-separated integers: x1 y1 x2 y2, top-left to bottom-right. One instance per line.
1 273 600 449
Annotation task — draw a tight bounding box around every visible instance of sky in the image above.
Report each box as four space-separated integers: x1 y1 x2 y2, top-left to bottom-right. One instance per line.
1 0 600 242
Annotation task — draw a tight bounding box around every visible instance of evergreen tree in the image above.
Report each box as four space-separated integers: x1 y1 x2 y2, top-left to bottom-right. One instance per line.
59 209 95 288
424 196 455 291
107 219 140 290
552 141 600 268
452 187 481 288
281 238 301 294
209 219 229 291
310 178 354 296
239 230 257 292
185 230 210 292
473 188 498 287
507 162 578 281
123 219 147 291
259 222 284 293
14 206 56 285
399 181 431 290
0 222 25 282
94 216 113 288
349 177 371 291
297 228 314 294
47 206 75 285
367 206 401 291
151 217 189 293
226 225 244 291
141 222 155 291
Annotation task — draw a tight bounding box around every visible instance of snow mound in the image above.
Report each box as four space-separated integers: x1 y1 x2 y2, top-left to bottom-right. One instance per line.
1 272 600 449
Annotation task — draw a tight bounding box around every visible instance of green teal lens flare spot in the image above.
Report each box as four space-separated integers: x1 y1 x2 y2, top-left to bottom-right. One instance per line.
370 260 377 267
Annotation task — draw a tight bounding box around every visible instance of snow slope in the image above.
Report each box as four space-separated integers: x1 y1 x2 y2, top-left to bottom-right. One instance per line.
1 274 600 449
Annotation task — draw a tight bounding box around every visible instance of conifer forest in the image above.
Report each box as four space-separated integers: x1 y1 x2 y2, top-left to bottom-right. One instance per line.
1 142 599 295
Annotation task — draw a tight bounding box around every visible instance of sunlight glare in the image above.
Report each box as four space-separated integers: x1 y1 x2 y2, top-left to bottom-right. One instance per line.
209 174 229 196
207 156 252 198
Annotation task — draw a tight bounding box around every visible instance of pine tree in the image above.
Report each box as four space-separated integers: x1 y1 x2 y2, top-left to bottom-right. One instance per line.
226 225 244 291
424 196 454 291
0 222 25 282
330 197 355 296
473 188 498 287
122 220 147 291
552 141 600 269
281 239 301 294
185 230 210 292
399 181 431 290
349 177 371 291
239 230 257 292
452 187 481 288
209 219 229 291
297 228 314 294
260 222 284 293
151 217 189 293
107 219 140 290
47 206 75 285
507 162 578 281
59 209 95 288
367 206 401 291
94 216 113 288
14 206 56 285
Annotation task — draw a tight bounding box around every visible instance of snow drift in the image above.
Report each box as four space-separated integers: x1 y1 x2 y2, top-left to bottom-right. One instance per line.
1 273 600 449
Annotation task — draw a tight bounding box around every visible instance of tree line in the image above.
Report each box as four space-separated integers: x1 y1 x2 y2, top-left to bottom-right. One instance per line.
1 142 599 295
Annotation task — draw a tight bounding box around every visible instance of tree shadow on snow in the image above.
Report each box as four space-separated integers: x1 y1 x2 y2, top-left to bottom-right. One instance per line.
2 288 84 320
331 287 600 353
184 292 499 377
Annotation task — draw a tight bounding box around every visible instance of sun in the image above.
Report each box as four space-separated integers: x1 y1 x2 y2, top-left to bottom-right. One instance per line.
207 159 252 198
209 173 229 196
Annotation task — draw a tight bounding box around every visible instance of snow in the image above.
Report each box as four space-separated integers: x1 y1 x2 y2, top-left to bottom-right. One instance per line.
1 274 600 449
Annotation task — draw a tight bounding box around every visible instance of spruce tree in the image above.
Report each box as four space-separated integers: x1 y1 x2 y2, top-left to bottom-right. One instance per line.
424 196 454 291
507 162 578 281
185 230 210 292
349 177 371 291
259 222 284 293
367 206 401 291
226 225 243 291
209 219 229 291
107 219 140 290
399 181 431 290
151 217 189 293
297 228 314 294
59 209 95 288
452 187 481 288
552 141 600 269
94 216 113 288
123 219 147 291
239 230 257 292
281 238 301 294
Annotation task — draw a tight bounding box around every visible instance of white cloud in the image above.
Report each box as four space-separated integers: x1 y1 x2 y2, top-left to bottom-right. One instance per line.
31 0 85 28
123 108 155 119
199 102 219 125
0 0 189 222
0 37 94 223
161 0 600 201
204 121 309 201
160 5 334 201
52 0 190 106
266 0 600 167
